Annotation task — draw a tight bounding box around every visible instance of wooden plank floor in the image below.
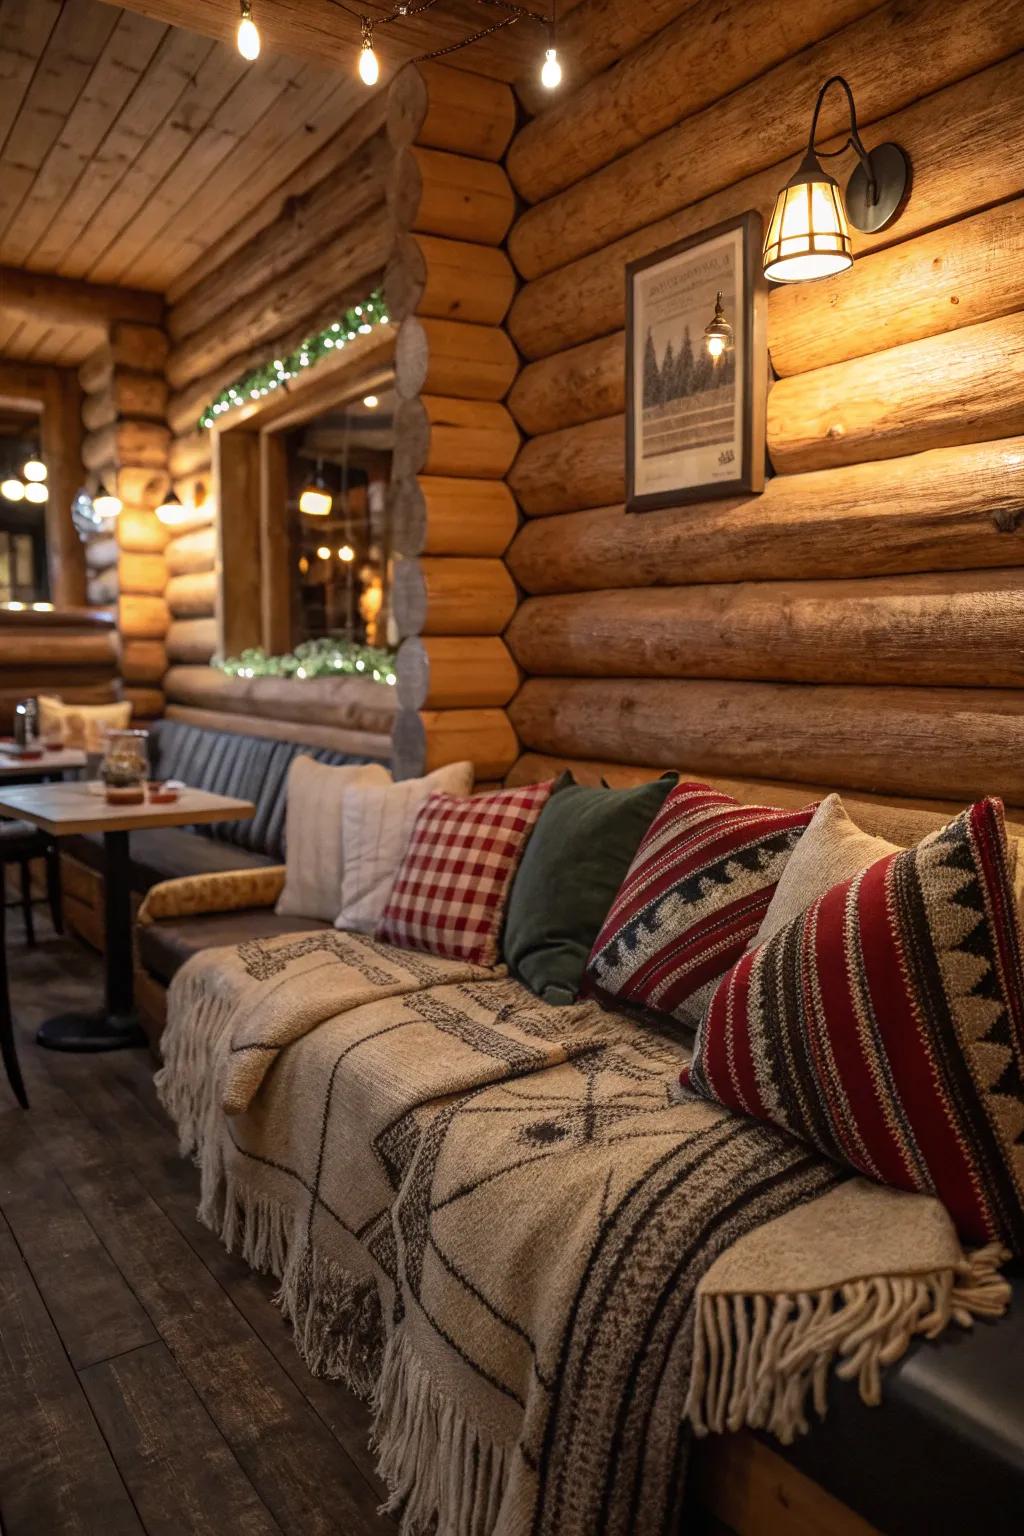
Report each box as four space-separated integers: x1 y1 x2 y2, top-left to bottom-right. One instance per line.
0 910 397 1536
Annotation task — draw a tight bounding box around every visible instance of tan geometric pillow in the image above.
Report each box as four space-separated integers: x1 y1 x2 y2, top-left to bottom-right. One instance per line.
37 694 132 752
753 794 901 948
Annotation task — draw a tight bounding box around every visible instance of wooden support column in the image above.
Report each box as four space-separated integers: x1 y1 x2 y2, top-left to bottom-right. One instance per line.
214 428 263 660
386 62 522 784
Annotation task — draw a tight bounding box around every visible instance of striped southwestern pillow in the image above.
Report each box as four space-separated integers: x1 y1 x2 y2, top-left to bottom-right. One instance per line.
376 780 555 965
585 783 817 1028
683 797 1024 1253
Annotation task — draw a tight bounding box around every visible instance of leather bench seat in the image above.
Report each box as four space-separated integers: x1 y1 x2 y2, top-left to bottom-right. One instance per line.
139 908 331 986
776 1266 1024 1535
65 827 278 893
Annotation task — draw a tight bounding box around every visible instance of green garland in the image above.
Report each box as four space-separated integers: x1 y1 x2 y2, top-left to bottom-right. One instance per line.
214 638 397 686
198 289 389 431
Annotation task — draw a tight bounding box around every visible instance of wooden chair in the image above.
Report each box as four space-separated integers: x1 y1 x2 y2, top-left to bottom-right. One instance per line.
0 819 50 1107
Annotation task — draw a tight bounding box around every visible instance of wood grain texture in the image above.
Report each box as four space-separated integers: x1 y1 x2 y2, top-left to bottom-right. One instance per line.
392 556 518 636
395 315 518 401
396 635 520 709
508 415 624 516
509 330 624 435
385 232 516 326
166 570 216 619
505 436 1024 588
387 60 515 160
393 396 520 480
508 0 878 203
119 593 170 641
509 677 1024 801
390 474 518 557
163 667 396 735
389 145 514 245
508 49 1024 360
508 0 1024 279
166 524 217 577
118 552 167 597
120 639 168 685
507 570 1024 687
116 508 169 554
164 703 390 761
392 705 518 780
767 310 1024 474
123 685 165 721
165 617 217 664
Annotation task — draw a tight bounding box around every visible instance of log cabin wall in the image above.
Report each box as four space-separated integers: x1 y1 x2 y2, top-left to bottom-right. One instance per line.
498 0 1024 813
385 63 522 787
80 320 171 723
160 87 397 678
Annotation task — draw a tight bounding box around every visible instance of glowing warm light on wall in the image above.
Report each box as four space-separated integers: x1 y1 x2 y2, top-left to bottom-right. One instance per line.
156 490 190 526
763 165 853 283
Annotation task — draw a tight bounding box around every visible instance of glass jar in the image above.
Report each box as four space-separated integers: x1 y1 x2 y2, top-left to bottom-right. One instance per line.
101 728 149 805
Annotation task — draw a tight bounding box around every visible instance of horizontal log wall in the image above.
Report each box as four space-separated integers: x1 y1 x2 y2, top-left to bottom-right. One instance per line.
387 63 521 782
499 7 1024 812
79 322 170 718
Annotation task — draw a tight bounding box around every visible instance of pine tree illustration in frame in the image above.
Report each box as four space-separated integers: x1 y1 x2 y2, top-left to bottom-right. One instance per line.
625 211 767 511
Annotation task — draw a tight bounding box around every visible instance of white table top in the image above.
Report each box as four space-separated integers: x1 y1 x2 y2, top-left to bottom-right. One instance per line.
0 781 255 836
0 745 86 777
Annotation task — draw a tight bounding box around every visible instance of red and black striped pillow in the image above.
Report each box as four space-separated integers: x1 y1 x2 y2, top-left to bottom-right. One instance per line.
683 796 1024 1252
585 783 817 1028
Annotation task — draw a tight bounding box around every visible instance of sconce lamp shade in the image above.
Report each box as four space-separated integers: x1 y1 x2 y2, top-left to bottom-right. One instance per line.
93 482 122 519
763 150 853 283
156 489 188 526
299 481 333 517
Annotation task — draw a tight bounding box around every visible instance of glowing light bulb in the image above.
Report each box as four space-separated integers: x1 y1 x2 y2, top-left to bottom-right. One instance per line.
23 480 47 504
337 544 355 562
23 457 46 481
237 0 260 60
316 545 331 561
156 490 189 526
1 478 25 502
358 29 379 85
362 394 379 409
541 46 561 89
359 18 379 84
93 483 122 519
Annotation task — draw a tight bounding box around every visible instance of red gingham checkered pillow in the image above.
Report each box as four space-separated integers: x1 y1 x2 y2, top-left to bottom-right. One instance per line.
376 781 555 964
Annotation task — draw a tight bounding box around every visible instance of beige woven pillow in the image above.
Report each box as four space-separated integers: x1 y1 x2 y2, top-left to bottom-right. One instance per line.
752 794 901 948
37 694 132 751
276 755 391 922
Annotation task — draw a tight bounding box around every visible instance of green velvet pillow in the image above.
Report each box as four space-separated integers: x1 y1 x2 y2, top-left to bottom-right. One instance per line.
503 773 678 1005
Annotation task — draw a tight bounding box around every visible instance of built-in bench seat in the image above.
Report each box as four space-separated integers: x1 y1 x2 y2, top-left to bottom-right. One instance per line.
61 717 388 947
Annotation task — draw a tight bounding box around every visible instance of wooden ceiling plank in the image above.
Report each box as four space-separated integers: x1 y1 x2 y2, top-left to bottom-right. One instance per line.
37 26 218 276
85 50 327 287
0 0 63 157
0 314 26 357
2 316 52 361
147 71 359 287
0 0 122 236
54 34 249 281
46 324 102 368
101 0 535 82
0 9 170 269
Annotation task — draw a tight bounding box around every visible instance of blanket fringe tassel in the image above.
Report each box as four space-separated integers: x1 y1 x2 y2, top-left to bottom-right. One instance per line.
373 1331 510 1536
684 1242 1011 1445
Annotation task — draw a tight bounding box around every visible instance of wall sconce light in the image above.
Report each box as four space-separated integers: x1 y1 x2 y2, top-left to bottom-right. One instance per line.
93 481 122 519
763 75 910 284
299 463 333 517
156 488 188 526
703 292 734 360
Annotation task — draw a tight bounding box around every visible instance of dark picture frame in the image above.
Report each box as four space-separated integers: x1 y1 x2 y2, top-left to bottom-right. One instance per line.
625 211 767 512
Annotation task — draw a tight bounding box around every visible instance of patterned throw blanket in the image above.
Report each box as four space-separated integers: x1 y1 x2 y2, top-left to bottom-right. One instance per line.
157 931 1009 1536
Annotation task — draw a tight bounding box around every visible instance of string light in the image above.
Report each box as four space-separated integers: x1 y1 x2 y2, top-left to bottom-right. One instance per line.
316 544 332 560
338 544 355 562
358 17 379 83
541 46 561 88
237 0 261 60
362 394 379 408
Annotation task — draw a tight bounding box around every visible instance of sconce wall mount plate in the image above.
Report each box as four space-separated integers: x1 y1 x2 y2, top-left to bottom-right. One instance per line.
845 140 910 233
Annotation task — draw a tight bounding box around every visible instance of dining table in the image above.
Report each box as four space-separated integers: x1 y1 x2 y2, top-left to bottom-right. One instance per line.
0 780 255 1052
0 744 86 779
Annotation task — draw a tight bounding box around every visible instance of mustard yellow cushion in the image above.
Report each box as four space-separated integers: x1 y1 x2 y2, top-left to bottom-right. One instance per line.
38 694 132 752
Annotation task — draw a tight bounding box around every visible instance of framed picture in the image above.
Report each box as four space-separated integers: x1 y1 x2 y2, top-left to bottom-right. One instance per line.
625 211 767 512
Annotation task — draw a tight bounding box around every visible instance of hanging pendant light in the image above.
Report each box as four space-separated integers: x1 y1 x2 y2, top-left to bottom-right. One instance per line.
763 75 909 284
23 480 48 504
1 477 25 502
358 17 379 84
23 450 46 482
540 1 561 88
156 488 189 526
299 462 333 517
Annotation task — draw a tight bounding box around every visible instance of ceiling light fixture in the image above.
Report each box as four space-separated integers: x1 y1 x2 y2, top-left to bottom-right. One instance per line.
156 489 189 526
362 394 379 409
23 452 46 482
300 463 333 517
23 481 47 504
237 0 261 60
763 75 909 284
1 478 25 502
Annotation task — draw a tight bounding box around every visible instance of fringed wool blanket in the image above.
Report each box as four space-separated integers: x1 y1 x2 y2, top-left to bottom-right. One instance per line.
156 930 1010 1536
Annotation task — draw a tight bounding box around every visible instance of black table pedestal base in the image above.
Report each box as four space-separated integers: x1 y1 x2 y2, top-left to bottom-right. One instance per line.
36 1009 147 1052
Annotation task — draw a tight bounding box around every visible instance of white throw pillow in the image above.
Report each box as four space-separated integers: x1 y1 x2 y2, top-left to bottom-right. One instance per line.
335 760 475 933
276 755 391 922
